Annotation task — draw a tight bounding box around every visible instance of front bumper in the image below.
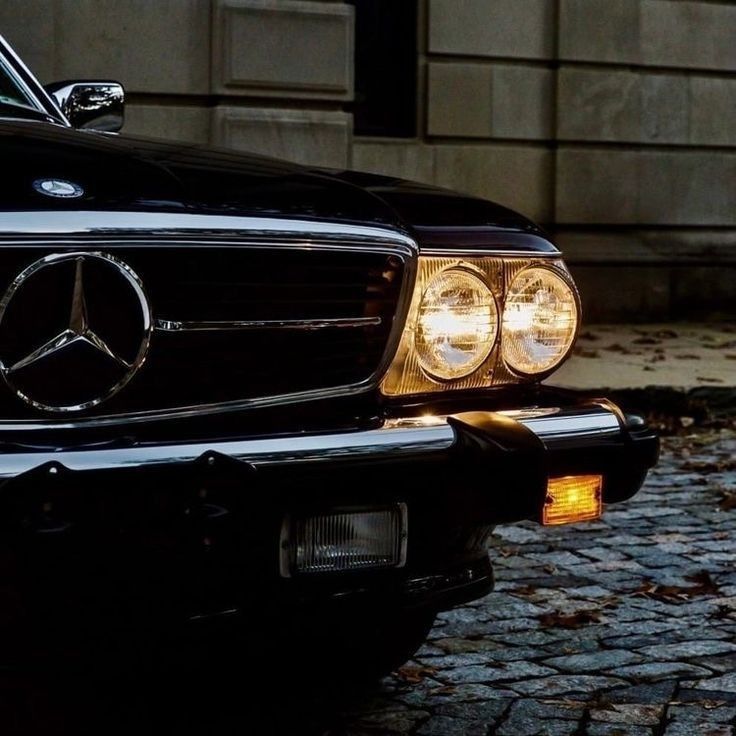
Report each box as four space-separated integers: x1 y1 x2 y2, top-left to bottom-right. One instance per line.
0 396 658 634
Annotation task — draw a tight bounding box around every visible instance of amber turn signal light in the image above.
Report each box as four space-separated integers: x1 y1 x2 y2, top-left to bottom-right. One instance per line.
543 475 603 526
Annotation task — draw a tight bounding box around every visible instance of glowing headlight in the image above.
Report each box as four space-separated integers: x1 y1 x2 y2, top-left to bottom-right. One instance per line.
414 268 498 380
502 267 579 375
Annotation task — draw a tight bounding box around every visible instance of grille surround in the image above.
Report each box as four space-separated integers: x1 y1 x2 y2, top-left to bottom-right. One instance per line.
0 235 417 426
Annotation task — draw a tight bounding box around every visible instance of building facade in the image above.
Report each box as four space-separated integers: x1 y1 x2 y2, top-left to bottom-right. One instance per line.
2 0 735 321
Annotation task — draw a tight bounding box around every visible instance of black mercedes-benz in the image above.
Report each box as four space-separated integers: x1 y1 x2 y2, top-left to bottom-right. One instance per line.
0 34 658 676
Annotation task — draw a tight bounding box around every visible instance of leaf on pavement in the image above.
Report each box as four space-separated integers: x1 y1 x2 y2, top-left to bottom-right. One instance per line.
393 665 437 684
427 685 457 696
538 610 602 629
633 571 719 602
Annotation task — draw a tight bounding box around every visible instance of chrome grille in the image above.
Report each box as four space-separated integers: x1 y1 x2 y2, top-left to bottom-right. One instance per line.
0 240 411 419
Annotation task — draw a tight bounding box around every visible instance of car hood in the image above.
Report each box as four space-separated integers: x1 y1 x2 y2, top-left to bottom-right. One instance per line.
0 121 555 253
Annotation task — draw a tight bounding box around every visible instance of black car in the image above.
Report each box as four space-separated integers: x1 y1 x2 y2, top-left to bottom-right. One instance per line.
0 34 658 676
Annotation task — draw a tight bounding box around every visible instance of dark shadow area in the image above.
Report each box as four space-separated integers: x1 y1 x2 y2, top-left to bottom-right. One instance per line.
0 644 385 735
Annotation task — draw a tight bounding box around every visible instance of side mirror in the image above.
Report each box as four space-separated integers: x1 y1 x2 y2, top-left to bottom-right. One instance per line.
44 81 124 133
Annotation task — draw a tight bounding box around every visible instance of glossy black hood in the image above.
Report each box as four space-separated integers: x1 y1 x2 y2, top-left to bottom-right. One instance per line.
0 120 556 254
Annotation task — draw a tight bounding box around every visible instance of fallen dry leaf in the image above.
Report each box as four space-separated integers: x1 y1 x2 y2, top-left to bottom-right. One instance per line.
538 610 602 629
669 699 727 710
682 458 736 473
708 340 736 350
604 343 637 354
539 699 586 710
428 685 457 696
574 347 600 359
393 665 438 684
633 571 719 602
719 492 736 511
513 585 539 598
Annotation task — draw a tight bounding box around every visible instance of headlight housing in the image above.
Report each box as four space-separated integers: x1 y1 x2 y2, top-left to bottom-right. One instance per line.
381 256 579 397
414 268 498 380
502 267 579 376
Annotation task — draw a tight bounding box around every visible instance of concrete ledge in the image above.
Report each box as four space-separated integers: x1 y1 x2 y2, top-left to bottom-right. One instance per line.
552 323 736 426
556 229 736 264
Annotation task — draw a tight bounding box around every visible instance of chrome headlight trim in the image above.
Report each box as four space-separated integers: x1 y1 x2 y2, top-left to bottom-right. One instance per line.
381 253 579 397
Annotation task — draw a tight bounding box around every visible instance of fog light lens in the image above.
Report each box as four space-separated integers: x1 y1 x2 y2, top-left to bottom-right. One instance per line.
284 505 407 575
543 475 602 525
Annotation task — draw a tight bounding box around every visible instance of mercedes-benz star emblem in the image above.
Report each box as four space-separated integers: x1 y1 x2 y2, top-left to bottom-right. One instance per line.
0 252 152 412
32 178 85 199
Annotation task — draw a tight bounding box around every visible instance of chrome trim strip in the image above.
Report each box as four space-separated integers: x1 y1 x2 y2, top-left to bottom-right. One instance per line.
154 316 382 332
0 235 417 429
0 424 456 478
0 405 623 478
422 249 561 258
0 212 417 247
500 407 621 441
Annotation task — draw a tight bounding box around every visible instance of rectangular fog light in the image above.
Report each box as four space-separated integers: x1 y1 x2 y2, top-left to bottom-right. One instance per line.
282 505 407 575
543 475 602 526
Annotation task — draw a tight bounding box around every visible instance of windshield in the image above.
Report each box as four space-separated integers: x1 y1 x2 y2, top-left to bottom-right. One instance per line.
0 54 52 122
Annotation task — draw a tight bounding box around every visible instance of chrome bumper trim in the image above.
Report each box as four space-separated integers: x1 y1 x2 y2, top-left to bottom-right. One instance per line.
499 405 622 444
0 405 623 479
0 425 456 479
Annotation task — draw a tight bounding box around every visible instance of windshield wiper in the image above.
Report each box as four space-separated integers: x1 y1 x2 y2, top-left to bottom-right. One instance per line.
0 99 56 123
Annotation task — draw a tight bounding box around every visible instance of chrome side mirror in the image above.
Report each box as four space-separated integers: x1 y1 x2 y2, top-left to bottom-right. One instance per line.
45 81 124 132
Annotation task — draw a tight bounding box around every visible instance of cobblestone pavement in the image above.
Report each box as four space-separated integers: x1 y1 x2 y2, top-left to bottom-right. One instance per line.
8 430 736 735
316 430 736 736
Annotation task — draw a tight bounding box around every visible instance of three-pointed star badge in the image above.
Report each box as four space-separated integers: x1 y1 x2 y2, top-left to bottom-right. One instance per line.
7 257 132 374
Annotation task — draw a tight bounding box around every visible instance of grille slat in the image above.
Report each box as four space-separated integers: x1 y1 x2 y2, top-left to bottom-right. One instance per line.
0 243 407 419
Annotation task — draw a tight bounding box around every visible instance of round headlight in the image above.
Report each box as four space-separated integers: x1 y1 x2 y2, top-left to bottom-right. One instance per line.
502 267 579 375
415 268 498 380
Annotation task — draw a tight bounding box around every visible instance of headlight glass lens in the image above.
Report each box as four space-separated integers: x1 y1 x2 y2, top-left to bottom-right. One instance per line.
414 268 498 380
502 267 579 374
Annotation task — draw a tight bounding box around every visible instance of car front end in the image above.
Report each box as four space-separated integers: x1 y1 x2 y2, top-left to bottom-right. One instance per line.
0 32 658 674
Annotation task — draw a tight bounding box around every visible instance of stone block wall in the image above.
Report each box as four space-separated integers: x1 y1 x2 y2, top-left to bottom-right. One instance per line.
0 0 354 168
1 0 734 320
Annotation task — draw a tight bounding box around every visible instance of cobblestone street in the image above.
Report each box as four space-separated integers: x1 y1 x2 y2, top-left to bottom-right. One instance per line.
317 429 736 735
7 429 736 735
